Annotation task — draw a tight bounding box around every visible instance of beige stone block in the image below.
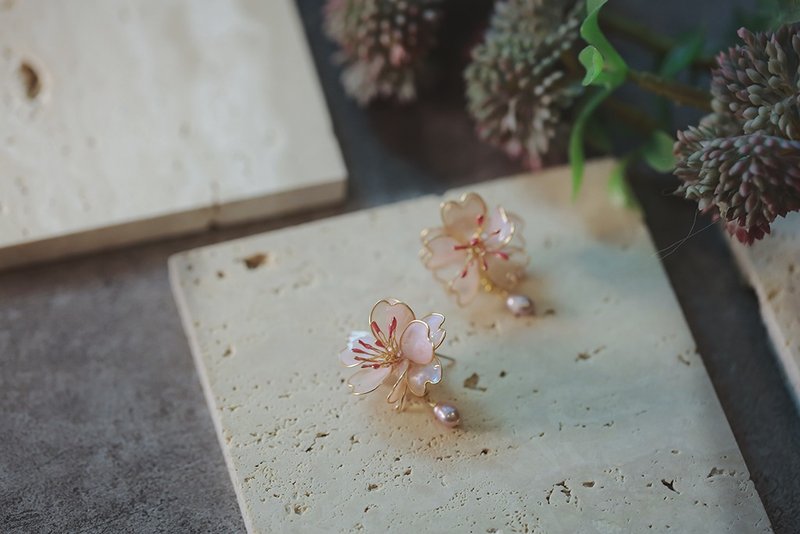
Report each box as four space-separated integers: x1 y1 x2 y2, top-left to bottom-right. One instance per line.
0 0 345 270
731 213 800 404
170 160 770 533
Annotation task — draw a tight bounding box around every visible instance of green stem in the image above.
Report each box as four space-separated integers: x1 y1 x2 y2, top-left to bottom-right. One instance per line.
600 11 716 70
627 69 713 111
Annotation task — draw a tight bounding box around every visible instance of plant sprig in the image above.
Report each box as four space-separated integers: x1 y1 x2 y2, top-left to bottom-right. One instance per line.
569 0 711 202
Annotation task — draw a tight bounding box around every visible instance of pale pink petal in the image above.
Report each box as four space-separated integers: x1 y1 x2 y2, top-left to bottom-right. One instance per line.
485 251 528 290
422 235 468 270
387 360 409 404
347 366 391 395
441 192 487 242
421 313 446 349
399 320 434 365
406 356 442 397
449 260 481 305
369 300 415 342
339 333 379 367
484 206 515 248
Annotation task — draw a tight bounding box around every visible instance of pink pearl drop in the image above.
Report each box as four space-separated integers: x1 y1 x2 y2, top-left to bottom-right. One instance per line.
432 402 461 428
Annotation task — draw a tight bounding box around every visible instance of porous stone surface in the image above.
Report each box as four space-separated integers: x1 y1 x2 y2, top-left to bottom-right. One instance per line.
731 214 800 405
170 160 770 533
0 0 345 270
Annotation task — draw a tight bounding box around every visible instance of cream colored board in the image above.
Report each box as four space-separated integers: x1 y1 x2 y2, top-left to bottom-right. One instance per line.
0 0 345 269
170 160 770 533
731 213 800 405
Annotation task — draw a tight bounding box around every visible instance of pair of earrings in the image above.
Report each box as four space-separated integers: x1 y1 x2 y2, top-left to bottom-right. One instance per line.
338 193 534 428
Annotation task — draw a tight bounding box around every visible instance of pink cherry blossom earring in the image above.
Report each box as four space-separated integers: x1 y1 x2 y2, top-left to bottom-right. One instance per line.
339 299 461 428
420 192 534 316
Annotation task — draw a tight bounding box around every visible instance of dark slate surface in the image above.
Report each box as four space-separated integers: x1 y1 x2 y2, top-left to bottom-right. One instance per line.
1 1 798 532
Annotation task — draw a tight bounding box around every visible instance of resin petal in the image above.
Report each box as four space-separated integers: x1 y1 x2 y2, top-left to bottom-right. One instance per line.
485 248 528 290
422 234 468 270
407 356 442 397
339 334 380 367
387 360 409 404
399 320 434 365
421 313 446 349
449 259 481 305
484 206 515 248
441 192 487 242
369 299 415 342
347 366 391 395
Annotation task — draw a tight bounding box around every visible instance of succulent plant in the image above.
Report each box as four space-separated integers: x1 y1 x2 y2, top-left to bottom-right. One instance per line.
712 23 800 140
675 114 800 244
464 0 585 168
324 0 443 105
675 22 800 244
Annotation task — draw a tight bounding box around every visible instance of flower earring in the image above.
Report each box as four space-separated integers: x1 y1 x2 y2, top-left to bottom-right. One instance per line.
339 299 461 428
420 192 534 316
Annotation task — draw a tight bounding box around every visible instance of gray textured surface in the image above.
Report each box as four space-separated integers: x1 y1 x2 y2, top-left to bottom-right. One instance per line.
1 0 799 532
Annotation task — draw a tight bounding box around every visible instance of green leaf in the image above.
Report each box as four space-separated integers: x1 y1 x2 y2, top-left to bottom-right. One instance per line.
659 30 704 79
580 0 628 86
607 156 637 208
570 87 613 197
579 46 605 86
642 130 676 173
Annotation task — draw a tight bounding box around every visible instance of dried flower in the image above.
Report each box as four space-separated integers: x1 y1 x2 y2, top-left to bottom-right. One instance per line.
464 0 584 168
675 23 800 243
324 0 442 105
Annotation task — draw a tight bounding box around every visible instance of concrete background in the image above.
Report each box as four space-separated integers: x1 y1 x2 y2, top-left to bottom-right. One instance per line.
2 1 799 532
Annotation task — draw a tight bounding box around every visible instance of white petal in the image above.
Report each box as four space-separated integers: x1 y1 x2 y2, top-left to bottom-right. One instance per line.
421 313 446 349
399 320 434 365
406 357 442 397
347 366 391 395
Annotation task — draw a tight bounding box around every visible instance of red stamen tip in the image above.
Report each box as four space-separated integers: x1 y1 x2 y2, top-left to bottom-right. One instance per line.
389 316 397 337
476 214 484 226
496 251 509 260
371 321 381 335
460 267 468 278
351 348 368 355
375 339 385 348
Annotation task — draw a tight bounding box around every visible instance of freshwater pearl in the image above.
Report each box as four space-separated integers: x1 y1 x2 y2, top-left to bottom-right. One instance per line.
432 402 461 428
506 294 535 316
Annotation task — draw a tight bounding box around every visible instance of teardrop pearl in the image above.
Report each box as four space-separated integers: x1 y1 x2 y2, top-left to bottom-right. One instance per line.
506 294 535 316
432 402 461 428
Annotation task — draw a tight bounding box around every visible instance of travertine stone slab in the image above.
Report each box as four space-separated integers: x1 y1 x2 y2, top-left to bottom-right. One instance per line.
731 214 800 405
0 0 345 270
170 160 770 533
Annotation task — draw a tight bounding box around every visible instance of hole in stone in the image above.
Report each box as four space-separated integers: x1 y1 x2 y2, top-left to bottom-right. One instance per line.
243 252 269 270
661 479 678 493
18 61 41 99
